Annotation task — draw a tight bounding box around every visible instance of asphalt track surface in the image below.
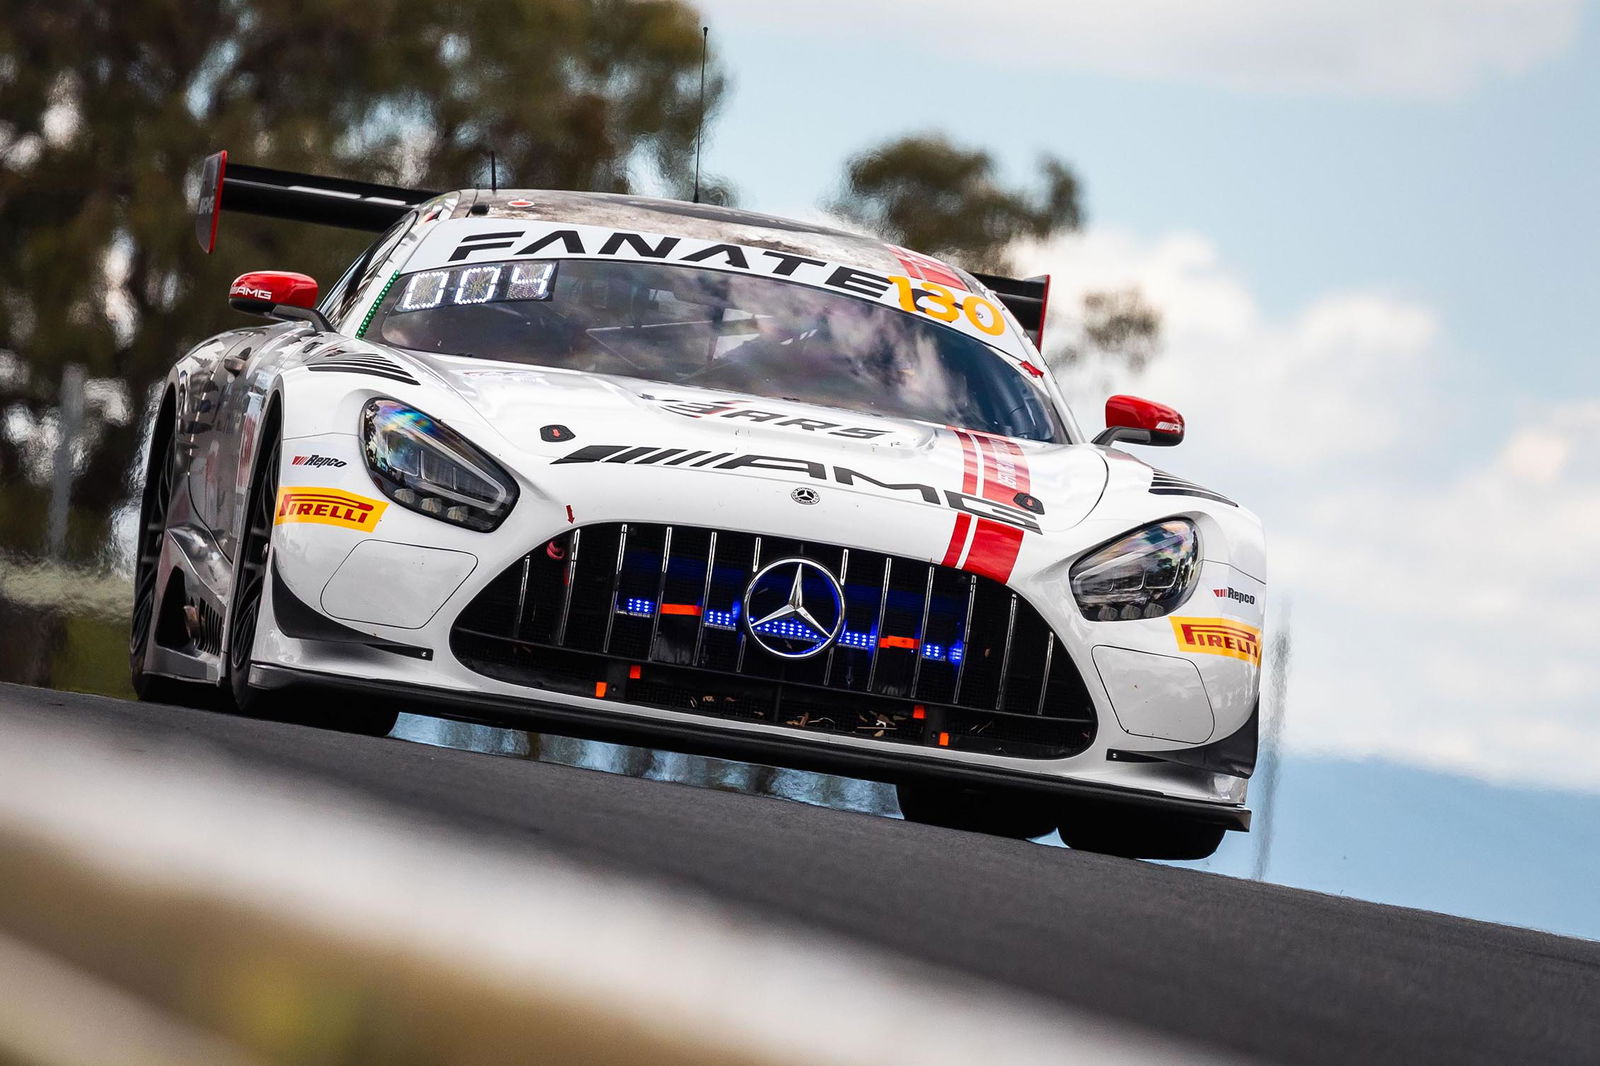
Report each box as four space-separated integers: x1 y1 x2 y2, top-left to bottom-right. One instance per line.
6 684 1599 1064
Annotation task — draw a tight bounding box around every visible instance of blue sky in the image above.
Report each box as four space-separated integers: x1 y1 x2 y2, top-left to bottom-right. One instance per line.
691 1 1600 792
697 2 1596 403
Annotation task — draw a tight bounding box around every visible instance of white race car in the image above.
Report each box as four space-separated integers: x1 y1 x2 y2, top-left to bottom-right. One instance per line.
131 152 1265 858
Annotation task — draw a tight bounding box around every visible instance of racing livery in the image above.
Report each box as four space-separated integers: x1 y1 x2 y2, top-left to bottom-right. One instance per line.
131 153 1266 858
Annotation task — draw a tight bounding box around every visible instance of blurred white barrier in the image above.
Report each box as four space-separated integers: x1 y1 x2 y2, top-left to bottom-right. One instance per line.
0 710 1236 1065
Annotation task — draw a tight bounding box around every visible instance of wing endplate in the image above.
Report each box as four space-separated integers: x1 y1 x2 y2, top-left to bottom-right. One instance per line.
193 150 440 252
971 271 1051 349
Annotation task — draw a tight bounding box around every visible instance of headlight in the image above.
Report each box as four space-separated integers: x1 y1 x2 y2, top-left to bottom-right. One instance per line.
360 399 517 531
1069 519 1200 621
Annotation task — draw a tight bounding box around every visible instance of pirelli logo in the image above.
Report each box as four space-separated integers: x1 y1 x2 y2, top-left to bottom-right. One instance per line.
274 488 387 531
1171 617 1262 666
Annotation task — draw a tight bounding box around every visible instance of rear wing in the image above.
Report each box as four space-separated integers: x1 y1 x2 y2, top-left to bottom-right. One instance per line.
971 271 1051 350
194 151 439 253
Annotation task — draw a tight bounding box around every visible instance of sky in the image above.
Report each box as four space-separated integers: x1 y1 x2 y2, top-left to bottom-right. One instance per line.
692 0 1600 792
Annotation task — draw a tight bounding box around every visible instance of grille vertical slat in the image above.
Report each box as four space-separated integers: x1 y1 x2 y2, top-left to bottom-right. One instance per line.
451 521 1096 760
994 595 1019 711
602 523 629 653
513 556 531 640
952 575 978 704
555 528 581 644
734 536 762 673
646 526 673 660
691 530 718 667
864 556 894 693
1037 634 1055 716
823 548 849 687
909 564 935 698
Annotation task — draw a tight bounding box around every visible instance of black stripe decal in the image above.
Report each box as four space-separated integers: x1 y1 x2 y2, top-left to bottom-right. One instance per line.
604 447 660 464
632 448 685 465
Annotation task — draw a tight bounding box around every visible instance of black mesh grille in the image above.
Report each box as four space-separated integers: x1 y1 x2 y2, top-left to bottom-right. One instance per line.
450 522 1096 760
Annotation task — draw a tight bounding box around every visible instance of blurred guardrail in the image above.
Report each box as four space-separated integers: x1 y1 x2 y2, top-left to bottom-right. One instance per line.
0 560 132 695
0 697 1230 1065
0 560 129 618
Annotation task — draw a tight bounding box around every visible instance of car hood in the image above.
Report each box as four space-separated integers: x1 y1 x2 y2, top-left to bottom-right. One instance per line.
405 352 1110 534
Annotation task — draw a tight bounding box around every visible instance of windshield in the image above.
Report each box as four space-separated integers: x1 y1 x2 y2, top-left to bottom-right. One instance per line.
374 258 1065 442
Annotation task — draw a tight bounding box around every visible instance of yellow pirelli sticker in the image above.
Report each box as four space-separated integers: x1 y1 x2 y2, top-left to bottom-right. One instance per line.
1171 617 1262 666
274 487 387 531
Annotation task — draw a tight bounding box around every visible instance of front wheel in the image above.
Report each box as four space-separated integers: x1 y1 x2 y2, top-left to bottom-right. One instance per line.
895 783 1056 839
225 421 280 714
130 399 212 707
223 420 398 738
1057 801 1228 860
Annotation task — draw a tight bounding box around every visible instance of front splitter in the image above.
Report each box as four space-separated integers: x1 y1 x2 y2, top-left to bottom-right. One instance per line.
252 663 1251 831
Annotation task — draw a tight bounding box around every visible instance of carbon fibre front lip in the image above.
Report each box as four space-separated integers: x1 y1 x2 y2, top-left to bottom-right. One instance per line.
251 663 1251 831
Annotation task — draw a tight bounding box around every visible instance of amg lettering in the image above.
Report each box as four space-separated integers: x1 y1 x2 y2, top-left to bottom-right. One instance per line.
551 444 629 464
552 445 1039 534
832 466 939 505
715 454 827 479
943 490 1042 534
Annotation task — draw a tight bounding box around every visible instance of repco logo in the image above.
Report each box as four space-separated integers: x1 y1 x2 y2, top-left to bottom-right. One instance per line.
1212 587 1256 605
291 454 347 469
273 488 388 531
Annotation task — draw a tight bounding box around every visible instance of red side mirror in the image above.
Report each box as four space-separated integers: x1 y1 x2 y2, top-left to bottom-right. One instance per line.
230 271 318 312
1094 394 1185 448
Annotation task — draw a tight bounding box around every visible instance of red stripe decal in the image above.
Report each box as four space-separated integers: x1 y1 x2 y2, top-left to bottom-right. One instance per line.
963 520 1024 583
894 252 926 283
942 428 980 566
892 245 967 291
941 513 972 567
954 430 979 494
971 432 1030 504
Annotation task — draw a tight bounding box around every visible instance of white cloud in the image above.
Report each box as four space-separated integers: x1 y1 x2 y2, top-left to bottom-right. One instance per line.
1011 226 1600 791
700 0 1583 97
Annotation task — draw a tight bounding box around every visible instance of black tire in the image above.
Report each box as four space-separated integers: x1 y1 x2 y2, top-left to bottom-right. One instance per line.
130 398 213 707
294 691 401 737
1057 802 1228 860
130 398 178 697
224 418 281 714
896 783 1056 839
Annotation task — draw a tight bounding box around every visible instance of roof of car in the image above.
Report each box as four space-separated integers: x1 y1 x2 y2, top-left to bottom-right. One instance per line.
455 189 967 283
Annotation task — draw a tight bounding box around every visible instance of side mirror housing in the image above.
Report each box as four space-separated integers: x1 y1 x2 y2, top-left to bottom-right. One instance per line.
229 271 332 331
1093 394 1185 448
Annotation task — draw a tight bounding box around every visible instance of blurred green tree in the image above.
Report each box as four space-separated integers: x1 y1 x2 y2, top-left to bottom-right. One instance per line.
0 0 725 560
1050 286 1163 377
828 133 1080 274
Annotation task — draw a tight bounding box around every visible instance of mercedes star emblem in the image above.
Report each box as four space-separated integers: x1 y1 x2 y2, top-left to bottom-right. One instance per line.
791 487 820 505
742 557 845 659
